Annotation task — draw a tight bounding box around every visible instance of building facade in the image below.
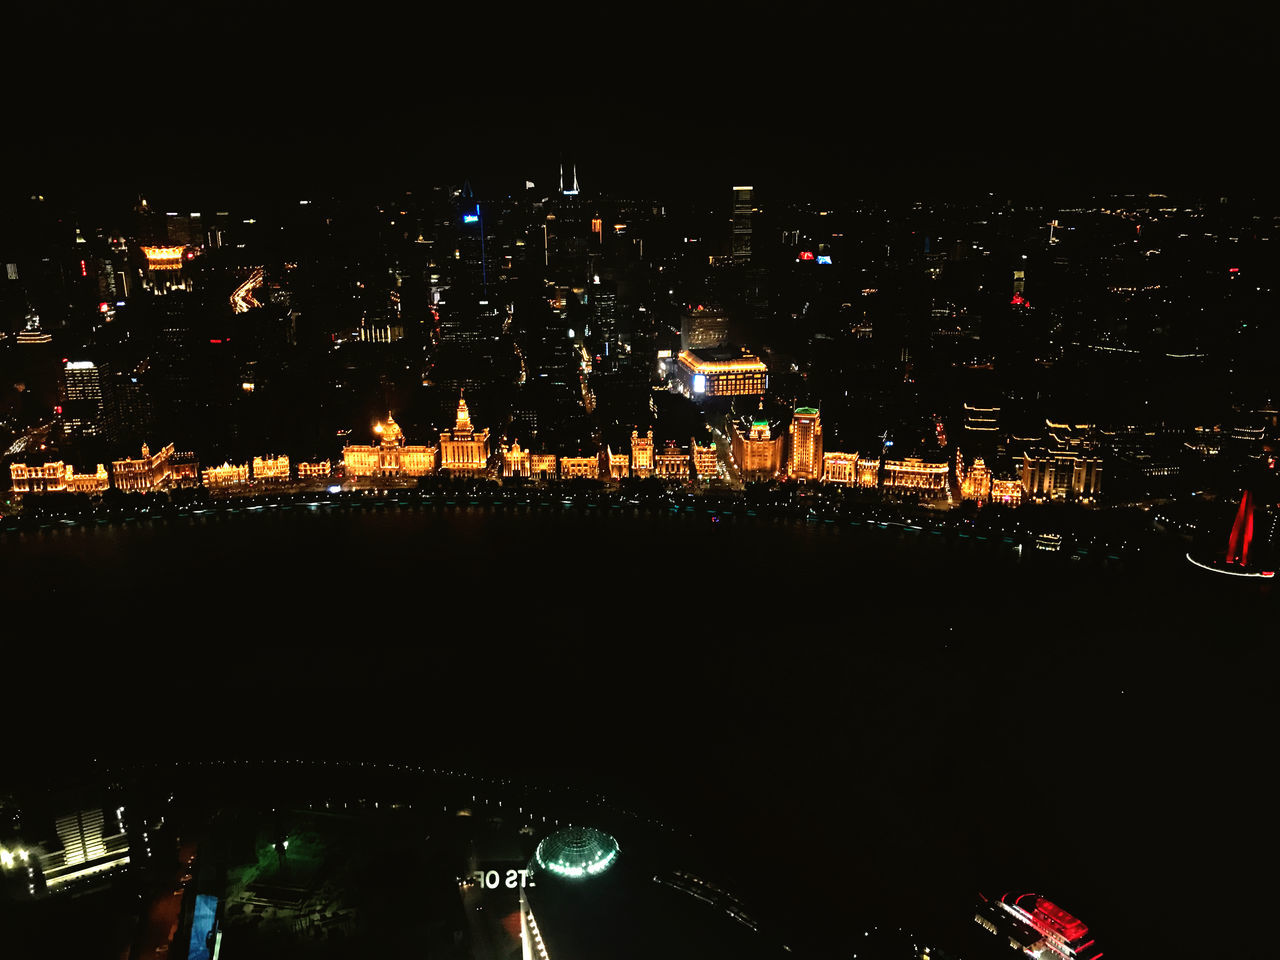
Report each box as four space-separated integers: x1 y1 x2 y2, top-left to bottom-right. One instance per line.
630 429 654 477
674 349 768 398
730 414 783 480
203 462 249 487
342 414 437 478
112 442 175 493
787 407 823 480
439 392 490 473
822 452 858 484
9 462 109 498
883 456 950 498
252 455 290 481
1021 448 1103 501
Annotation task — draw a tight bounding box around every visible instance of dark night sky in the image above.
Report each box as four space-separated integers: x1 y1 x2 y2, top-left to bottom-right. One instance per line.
6 6 1276 204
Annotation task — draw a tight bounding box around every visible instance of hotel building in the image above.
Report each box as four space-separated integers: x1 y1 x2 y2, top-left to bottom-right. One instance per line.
530 453 558 480
787 407 822 480
342 413 437 478
112 442 175 493
674 348 768 399
992 477 1022 505
297 460 331 479
439 392 490 473
606 449 629 479
961 456 992 502
730 413 783 480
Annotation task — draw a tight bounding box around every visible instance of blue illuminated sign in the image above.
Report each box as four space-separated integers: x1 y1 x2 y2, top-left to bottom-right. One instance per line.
462 213 479 224
816 255 833 265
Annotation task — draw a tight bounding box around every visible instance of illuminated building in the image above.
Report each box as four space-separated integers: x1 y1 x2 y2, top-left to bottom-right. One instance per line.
731 186 754 262
963 402 1000 434
991 477 1022 506
252 455 290 481
531 453 558 480
503 440 532 478
61 361 106 437
680 306 729 351
630 429 654 478
140 245 185 271
36 807 131 893
112 442 175 493
1021 447 1102 502
822 452 858 484
343 414 437 478
787 407 822 480
883 456 950 498
169 452 200 487
140 245 191 294
654 442 691 480
674 348 768 399
856 454 880 489
962 456 992 501
560 455 599 479
692 441 719 480
975 892 1102 960
9 462 108 499
439 391 490 473
297 460 331 479
606 449 629 480
730 412 783 480
203 462 249 487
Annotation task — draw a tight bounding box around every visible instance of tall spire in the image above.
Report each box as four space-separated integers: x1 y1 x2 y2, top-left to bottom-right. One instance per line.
1226 489 1255 567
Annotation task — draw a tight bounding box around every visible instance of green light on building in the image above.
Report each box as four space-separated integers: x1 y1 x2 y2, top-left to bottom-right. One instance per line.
533 826 620 880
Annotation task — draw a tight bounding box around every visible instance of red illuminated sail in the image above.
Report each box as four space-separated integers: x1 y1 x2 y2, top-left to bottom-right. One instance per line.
1225 490 1254 567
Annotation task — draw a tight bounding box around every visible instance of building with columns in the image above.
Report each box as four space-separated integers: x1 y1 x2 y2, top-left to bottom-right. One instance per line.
787 407 822 481
342 414 437 478
439 392 490 473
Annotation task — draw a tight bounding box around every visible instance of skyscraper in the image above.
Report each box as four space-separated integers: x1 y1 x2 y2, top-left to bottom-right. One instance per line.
731 186 753 262
787 407 822 480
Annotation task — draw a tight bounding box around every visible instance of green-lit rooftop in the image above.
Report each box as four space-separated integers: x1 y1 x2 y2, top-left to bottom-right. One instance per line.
794 407 819 416
533 826 620 880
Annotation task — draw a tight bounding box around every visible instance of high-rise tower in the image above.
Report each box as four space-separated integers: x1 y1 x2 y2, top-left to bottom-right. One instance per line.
788 406 822 480
731 186 753 262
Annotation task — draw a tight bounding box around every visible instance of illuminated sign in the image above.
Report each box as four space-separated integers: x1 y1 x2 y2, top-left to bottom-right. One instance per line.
816 255 833 265
798 251 815 261
462 214 479 223
99 301 110 313
657 349 672 359
65 361 95 370
693 374 706 394
472 868 535 889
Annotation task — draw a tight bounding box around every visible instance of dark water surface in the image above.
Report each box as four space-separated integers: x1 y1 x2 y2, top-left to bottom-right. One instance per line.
4 505 1274 957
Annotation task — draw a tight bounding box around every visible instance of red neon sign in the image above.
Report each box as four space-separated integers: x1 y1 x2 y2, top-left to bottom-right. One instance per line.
99 302 110 313
80 260 87 277
798 251 815 261
1229 266 1240 273
1010 293 1026 306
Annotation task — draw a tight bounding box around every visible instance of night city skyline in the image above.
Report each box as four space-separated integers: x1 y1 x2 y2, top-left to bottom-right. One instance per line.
2 7 1277 960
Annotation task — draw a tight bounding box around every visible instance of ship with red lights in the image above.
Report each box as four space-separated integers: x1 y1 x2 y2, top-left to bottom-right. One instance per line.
975 892 1102 960
1186 488 1275 578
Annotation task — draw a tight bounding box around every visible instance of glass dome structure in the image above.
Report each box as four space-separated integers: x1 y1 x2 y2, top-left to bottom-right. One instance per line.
533 826 620 879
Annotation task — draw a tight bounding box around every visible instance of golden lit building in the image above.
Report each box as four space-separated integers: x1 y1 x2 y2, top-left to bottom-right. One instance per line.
675 348 768 398
692 440 719 480
788 407 823 480
1021 447 1102 502
343 413 437 478
439 392 490 473
654 443 691 480
530 453 558 479
203 462 249 487
502 440 532 478
140 246 185 271
112 442 175 493
606 449 629 480
560 455 599 479
883 456 950 498
631 429 654 477
9 462 108 499
856 454 879 489
731 412 783 480
962 456 992 502
297 460 331 479
822 452 858 484
992 477 1022 506
252 455 290 481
